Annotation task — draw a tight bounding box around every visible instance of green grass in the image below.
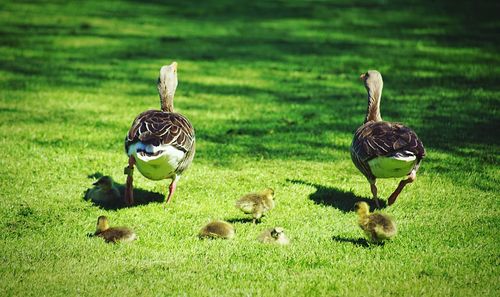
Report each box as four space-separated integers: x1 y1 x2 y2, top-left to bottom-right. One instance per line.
1 0 499 296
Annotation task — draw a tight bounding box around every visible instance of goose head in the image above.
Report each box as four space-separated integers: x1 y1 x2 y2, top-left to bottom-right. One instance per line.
360 70 383 92
360 70 383 122
158 61 178 102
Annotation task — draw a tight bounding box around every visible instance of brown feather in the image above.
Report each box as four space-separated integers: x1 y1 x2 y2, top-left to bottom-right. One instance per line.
125 110 195 174
351 121 425 180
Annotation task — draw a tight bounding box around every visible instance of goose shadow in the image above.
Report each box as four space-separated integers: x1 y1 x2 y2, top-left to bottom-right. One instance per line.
84 173 164 210
331 236 371 248
287 179 386 212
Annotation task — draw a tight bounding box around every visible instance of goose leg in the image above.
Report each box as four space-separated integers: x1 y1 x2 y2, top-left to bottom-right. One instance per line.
124 156 135 206
165 175 180 204
370 181 380 209
388 171 416 205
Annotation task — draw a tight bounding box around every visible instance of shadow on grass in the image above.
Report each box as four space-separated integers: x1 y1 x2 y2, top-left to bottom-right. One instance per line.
331 236 370 248
287 179 386 212
84 173 164 210
225 217 258 224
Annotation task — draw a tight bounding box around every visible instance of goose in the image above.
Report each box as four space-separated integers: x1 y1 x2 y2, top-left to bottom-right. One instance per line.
84 176 121 207
93 216 137 243
350 70 425 207
124 62 195 206
198 220 235 239
235 188 275 224
258 227 290 245
354 201 397 243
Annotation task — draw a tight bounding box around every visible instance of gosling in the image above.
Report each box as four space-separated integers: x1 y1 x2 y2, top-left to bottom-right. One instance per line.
258 227 290 245
85 176 121 206
235 188 275 224
199 220 235 239
354 201 397 243
94 216 137 243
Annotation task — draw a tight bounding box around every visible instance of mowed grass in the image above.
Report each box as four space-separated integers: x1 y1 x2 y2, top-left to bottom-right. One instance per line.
0 0 499 296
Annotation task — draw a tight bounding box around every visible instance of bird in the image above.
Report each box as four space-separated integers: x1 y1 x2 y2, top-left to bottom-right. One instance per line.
350 70 425 207
84 176 121 207
123 62 195 206
354 201 397 243
235 188 275 224
93 216 137 243
258 227 290 245
198 220 235 239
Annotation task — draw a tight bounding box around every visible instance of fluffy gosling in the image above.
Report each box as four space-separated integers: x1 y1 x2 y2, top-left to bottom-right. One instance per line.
85 176 121 206
199 220 235 239
235 188 275 224
258 227 290 245
94 216 137 243
354 201 397 243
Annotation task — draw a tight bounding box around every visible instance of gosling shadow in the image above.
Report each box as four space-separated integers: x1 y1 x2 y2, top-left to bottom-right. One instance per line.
225 217 260 224
84 174 164 210
287 179 386 212
331 236 370 248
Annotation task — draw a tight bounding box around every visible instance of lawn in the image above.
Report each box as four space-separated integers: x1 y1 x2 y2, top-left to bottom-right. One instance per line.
0 0 499 296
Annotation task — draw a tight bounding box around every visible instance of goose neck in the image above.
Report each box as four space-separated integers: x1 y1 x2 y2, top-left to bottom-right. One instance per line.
365 86 382 123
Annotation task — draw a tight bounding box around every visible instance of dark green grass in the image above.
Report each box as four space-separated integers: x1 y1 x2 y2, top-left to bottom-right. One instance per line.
0 0 499 296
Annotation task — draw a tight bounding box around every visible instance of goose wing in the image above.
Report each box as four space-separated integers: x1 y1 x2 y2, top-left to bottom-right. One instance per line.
352 121 425 162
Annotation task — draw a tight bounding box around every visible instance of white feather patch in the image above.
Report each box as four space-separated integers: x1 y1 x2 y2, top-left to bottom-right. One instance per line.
127 142 185 180
368 155 416 178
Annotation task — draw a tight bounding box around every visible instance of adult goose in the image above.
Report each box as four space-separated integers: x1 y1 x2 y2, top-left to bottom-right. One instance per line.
350 70 425 207
124 62 195 206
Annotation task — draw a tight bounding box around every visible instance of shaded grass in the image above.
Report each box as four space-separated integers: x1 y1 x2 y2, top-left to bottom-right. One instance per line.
0 0 499 296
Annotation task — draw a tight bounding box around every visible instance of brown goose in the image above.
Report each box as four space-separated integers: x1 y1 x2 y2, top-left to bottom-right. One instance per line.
350 70 425 207
124 62 195 205
94 216 137 243
354 201 397 243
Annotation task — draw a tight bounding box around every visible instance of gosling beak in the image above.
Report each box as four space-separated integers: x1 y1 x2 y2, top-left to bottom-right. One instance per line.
359 73 366 80
171 61 178 71
92 180 99 186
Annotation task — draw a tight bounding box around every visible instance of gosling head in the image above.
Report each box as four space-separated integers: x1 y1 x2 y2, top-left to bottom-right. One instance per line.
158 61 178 100
360 70 383 92
93 176 114 191
270 227 285 239
95 215 110 234
354 201 370 216
262 188 275 199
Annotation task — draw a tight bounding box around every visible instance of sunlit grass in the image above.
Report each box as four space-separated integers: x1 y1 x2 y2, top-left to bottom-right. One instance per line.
0 0 499 296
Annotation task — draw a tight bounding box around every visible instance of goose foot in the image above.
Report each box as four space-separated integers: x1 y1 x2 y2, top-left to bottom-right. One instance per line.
388 172 416 205
124 156 135 206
